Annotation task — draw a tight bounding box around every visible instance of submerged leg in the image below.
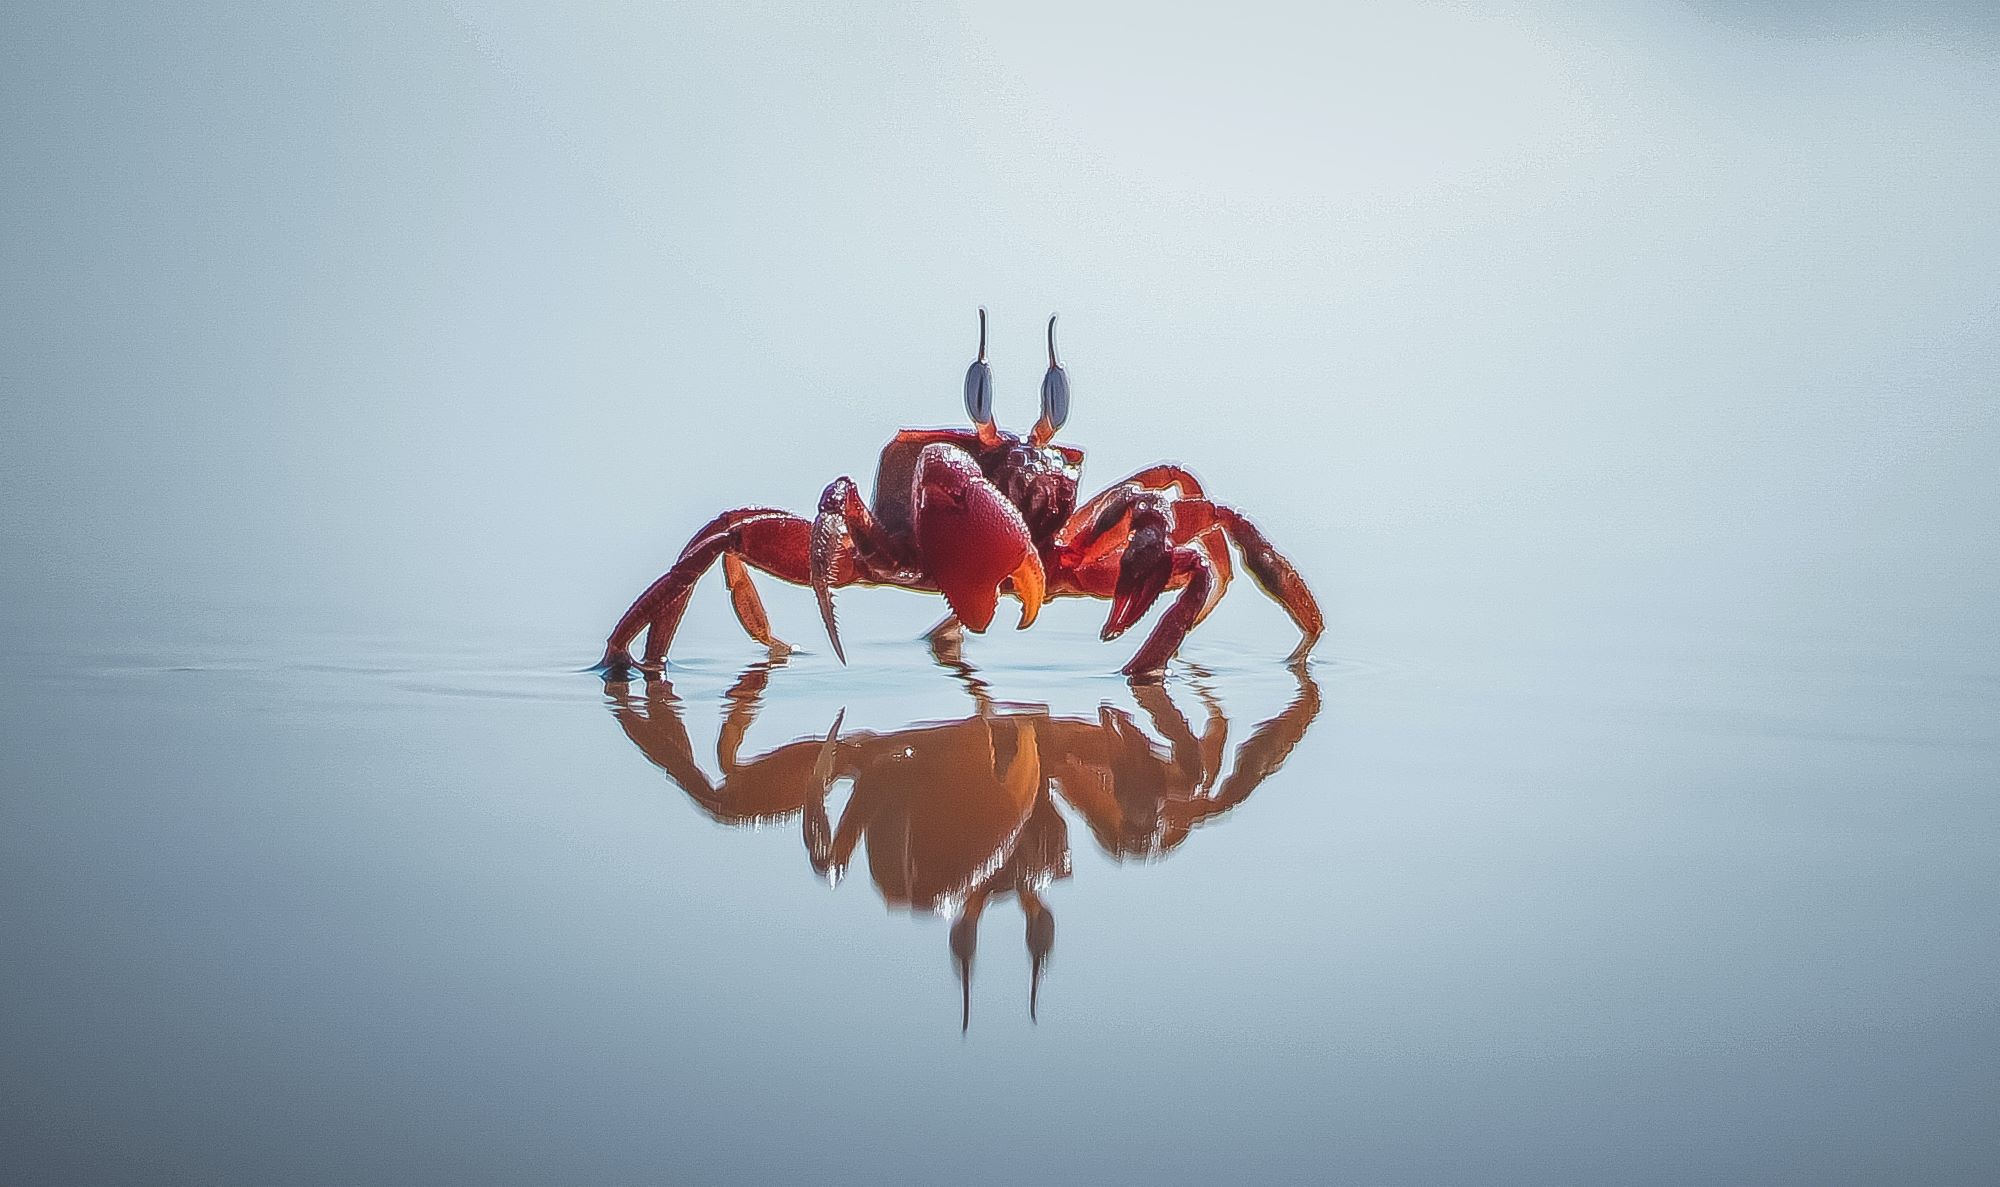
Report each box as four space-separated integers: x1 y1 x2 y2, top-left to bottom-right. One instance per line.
603 657 831 825
1209 662 1322 810
921 612 963 648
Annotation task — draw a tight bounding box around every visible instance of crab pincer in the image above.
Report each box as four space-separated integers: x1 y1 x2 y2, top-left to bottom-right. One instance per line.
913 444 1045 634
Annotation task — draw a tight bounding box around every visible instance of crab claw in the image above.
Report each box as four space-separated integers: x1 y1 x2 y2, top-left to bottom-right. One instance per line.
912 444 1045 634
1102 517 1173 641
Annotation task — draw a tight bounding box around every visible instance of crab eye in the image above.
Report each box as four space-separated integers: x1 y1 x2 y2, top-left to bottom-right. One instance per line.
1039 313 1070 433
963 306 994 427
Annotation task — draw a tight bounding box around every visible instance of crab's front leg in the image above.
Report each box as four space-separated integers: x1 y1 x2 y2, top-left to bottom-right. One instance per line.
809 476 907 663
911 444 1046 635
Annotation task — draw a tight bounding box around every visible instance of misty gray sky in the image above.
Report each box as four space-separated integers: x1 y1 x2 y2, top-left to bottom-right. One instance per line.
2 1 1994 664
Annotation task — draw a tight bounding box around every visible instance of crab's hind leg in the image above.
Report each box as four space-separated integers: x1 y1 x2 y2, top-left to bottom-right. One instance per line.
596 508 814 677
1135 497 1322 664
1209 504 1323 664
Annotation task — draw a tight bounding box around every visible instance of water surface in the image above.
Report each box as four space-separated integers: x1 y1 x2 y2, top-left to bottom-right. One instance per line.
4 608 1994 1182
4 2 1998 1182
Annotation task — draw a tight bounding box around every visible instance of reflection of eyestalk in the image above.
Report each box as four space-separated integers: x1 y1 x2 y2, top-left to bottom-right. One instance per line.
1032 312 1070 446
964 306 998 446
1022 886 1055 1022
950 891 987 1033
948 875 1060 1031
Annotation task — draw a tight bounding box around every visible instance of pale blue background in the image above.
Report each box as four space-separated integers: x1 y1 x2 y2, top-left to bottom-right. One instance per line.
3 3 1997 1183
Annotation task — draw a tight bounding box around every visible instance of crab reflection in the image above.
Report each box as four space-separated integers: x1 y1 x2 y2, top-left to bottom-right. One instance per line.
603 643 1319 1030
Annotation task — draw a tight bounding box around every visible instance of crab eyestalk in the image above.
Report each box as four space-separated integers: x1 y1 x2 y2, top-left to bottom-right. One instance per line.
964 306 999 447
1032 312 1069 446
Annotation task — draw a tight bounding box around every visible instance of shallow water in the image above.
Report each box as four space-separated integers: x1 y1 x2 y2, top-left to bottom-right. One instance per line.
4 607 1995 1183
7 2 2000 1182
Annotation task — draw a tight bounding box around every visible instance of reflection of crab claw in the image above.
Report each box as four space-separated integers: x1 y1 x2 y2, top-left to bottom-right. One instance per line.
913 444 1045 634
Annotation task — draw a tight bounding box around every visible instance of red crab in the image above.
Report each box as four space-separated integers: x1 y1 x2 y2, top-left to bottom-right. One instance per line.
596 309 1323 679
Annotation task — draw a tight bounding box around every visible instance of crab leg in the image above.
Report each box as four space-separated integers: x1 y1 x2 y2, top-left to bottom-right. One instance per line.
721 554 789 653
1063 463 1211 531
595 507 815 677
1066 487 1217 677
1182 501 1323 662
1112 495 1317 649
1115 549 1217 679
1060 480 1320 669
809 477 904 664
639 588 696 669
1059 477 1235 620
